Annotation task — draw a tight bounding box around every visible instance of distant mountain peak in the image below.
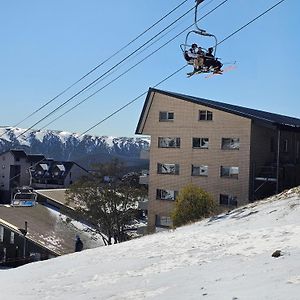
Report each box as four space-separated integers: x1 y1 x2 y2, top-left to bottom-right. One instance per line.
0 126 150 167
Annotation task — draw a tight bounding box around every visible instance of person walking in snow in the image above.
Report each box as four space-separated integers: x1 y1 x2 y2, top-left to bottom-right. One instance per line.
75 235 83 252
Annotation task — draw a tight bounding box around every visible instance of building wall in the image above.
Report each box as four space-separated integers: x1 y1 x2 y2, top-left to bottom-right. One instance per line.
0 152 16 191
143 92 252 229
63 164 88 187
0 152 31 203
250 123 300 199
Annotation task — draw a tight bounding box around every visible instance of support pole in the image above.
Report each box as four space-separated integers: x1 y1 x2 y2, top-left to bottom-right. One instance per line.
22 221 28 259
276 128 281 194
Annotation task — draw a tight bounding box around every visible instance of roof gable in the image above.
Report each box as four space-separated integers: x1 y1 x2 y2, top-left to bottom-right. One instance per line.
136 88 300 133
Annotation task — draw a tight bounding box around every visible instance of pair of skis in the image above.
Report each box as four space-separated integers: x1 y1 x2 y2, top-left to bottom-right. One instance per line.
205 64 237 79
186 63 237 78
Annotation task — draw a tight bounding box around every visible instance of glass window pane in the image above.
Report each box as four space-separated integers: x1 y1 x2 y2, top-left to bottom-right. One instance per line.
207 111 213 120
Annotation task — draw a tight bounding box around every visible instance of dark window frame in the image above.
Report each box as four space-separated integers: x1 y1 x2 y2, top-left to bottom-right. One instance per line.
219 194 238 207
220 166 239 179
199 110 213 121
157 163 180 175
155 215 173 227
159 111 174 122
156 189 178 201
270 137 275 153
158 137 181 148
296 141 300 160
191 164 208 176
282 139 288 153
221 138 240 150
192 137 209 149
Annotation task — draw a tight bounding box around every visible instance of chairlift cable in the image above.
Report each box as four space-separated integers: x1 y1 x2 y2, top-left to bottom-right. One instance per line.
0 0 190 139
80 65 188 136
15 4 198 139
56 0 217 98
39 0 229 130
80 0 287 135
217 0 286 46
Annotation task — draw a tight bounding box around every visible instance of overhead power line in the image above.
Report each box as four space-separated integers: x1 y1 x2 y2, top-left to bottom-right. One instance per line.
81 0 287 135
15 3 197 139
217 0 286 45
37 0 229 130
80 65 188 136
0 0 190 138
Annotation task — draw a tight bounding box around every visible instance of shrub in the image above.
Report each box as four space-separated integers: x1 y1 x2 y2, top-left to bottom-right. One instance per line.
171 184 217 227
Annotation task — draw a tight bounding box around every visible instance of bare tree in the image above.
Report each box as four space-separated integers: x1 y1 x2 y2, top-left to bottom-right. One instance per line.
66 159 147 245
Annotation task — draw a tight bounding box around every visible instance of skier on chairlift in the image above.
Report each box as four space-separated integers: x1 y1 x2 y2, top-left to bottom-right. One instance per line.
204 47 223 74
185 43 206 74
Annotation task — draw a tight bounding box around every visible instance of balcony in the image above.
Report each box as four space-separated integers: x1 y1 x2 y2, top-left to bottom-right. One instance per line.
139 170 149 185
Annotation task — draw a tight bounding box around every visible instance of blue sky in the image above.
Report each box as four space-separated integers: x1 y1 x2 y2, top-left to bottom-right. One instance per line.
0 0 299 137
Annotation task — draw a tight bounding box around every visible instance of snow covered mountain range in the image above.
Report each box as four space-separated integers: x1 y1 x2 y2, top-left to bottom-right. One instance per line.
1 186 300 299
0 127 150 167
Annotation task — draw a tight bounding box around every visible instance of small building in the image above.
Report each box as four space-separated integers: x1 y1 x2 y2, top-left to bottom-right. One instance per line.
0 150 31 201
0 149 89 204
31 160 89 189
0 203 103 267
0 213 58 268
135 88 300 230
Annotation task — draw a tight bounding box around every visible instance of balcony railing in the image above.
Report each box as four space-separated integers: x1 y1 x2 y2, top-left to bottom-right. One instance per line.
139 170 149 185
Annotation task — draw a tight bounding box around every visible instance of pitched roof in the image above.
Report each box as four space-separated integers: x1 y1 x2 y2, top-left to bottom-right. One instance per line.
136 88 300 133
27 154 46 163
0 149 28 159
0 203 103 255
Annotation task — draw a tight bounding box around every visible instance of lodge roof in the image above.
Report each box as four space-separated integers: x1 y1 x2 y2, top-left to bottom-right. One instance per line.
0 203 102 255
136 88 300 133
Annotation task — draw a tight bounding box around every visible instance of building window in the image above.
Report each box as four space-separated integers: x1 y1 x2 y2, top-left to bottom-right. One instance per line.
199 110 213 121
16 157 20 162
219 194 238 207
220 166 239 179
2 165 5 169
156 189 178 201
192 165 208 176
10 232 14 244
0 247 6 263
159 111 174 122
155 215 173 227
221 138 240 150
158 137 180 148
282 139 288 153
296 141 300 159
192 138 209 149
0 226 4 242
157 163 179 175
270 137 275 153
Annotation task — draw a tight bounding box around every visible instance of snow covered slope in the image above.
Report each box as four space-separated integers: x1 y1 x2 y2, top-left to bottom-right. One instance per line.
1 187 300 299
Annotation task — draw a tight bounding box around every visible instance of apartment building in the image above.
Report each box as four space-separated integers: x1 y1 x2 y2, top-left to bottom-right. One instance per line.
135 88 300 230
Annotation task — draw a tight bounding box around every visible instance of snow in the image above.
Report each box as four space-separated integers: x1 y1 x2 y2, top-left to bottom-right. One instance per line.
0 126 149 150
33 130 47 142
1 187 300 299
104 136 115 147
